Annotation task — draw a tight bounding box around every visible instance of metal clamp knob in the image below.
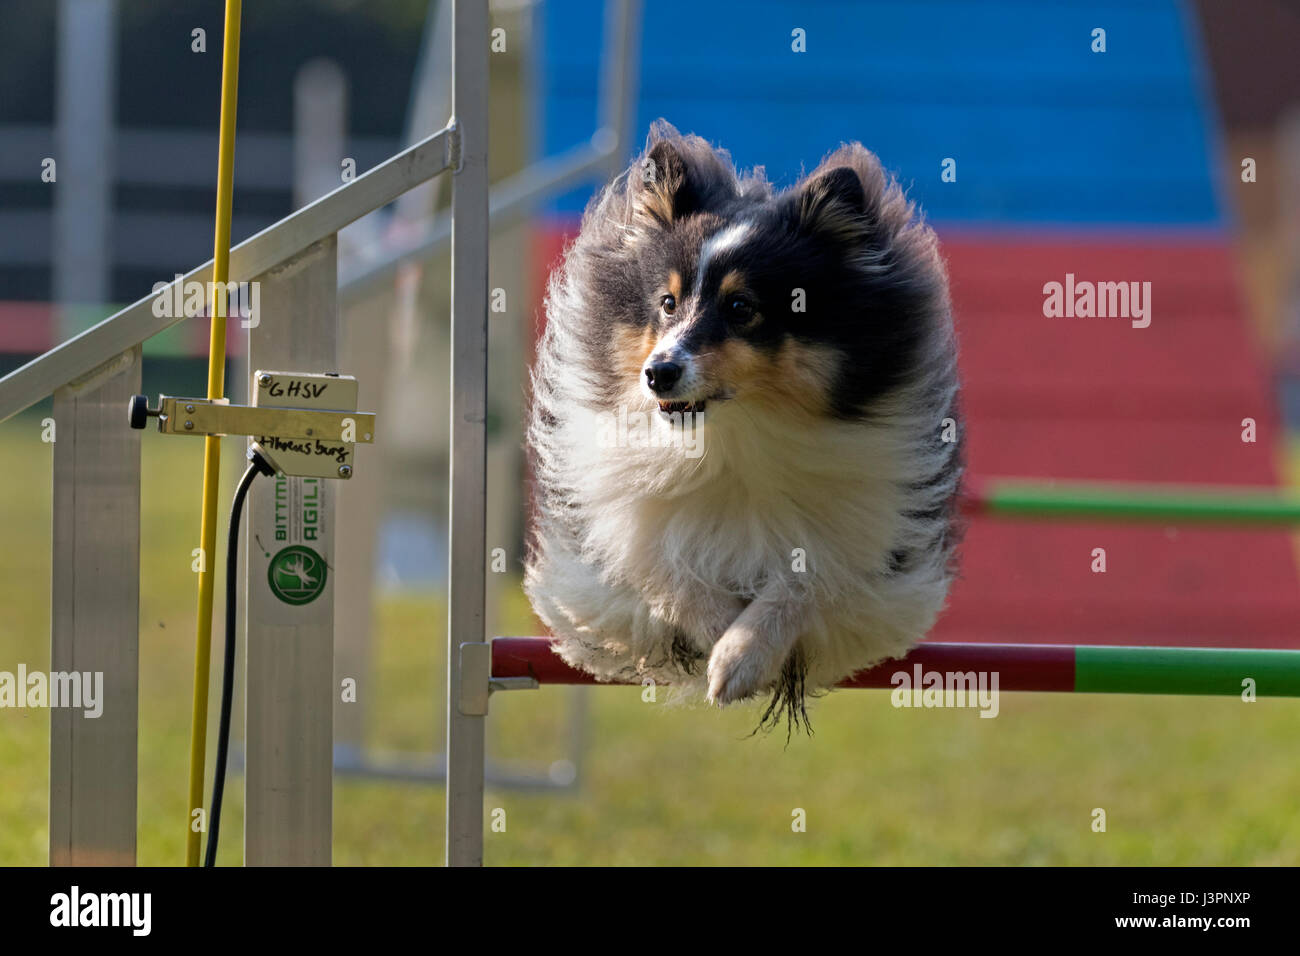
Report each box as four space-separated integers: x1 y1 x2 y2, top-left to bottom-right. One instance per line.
128 394 159 430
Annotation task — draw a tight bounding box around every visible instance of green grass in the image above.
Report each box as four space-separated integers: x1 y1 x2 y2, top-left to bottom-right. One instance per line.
2 417 1299 865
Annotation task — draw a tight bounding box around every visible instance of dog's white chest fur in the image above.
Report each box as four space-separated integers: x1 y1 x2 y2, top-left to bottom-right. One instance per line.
526 396 950 697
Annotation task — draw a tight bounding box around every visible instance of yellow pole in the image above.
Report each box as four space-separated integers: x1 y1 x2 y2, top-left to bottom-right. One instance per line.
187 0 242 867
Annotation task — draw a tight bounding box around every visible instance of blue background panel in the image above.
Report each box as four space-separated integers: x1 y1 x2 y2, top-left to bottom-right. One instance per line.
538 0 1221 225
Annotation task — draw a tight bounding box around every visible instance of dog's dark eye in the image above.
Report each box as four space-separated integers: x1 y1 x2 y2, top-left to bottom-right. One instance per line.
660 294 676 316
727 296 754 321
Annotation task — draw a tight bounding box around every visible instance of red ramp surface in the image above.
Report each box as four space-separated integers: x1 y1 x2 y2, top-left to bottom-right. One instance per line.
937 235 1300 648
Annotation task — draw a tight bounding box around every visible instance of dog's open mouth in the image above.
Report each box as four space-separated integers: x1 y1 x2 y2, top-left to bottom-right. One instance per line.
657 399 706 415
655 391 729 417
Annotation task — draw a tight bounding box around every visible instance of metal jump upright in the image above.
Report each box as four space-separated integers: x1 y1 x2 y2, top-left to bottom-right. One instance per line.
444 0 490 869
0 0 643 868
6 116 463 865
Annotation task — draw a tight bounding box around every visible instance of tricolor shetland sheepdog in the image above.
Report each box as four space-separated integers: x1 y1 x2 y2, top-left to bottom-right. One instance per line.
525 121 963 732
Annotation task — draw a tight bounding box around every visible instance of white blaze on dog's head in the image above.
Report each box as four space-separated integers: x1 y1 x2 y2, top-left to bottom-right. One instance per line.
690 220 753 300
641 220 757 407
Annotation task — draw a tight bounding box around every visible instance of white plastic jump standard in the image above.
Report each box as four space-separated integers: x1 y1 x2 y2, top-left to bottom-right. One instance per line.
445 0 491 869
243 238 339 865
49 346 142 866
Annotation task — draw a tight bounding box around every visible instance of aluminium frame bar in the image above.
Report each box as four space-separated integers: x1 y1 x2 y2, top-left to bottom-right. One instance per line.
440 0 643 869
445 0 490 868
341 137 612 299
0 125 455 422
339 0 644 302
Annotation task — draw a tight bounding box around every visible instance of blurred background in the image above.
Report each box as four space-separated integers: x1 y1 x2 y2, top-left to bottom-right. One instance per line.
2 0 1300 865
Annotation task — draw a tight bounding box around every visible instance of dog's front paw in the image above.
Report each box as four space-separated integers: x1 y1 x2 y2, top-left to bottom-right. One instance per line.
706 627 779 705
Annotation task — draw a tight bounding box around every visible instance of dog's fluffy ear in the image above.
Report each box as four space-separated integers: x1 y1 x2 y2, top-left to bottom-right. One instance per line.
633 140 698 226
790 164 870 241
630 123 736 228
797 166 866 230
788 143 946 314
788 144 896 242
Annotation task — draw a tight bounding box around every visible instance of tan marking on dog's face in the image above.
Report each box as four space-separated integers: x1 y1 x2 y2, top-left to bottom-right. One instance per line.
769 340 841 415
718 270 747 299
694 337 840 418
667 270 683 301
611 324 660 397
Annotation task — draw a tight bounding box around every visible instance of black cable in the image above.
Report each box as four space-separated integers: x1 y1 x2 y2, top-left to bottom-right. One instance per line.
205 448 276 867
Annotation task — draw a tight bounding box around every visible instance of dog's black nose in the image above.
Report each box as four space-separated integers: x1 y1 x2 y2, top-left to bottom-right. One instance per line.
644 361 682 394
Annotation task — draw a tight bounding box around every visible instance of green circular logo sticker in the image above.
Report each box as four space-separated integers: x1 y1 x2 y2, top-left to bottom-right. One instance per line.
267 545 327 605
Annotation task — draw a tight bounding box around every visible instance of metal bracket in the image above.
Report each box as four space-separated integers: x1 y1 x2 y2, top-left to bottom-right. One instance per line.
458 642 491 716
490 676 540 694
446 117 463 172
458 642 540 717
147 398 376 444
129 370 376 479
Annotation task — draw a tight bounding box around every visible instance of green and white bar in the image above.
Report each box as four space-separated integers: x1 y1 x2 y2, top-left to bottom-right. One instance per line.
964 477 1300 525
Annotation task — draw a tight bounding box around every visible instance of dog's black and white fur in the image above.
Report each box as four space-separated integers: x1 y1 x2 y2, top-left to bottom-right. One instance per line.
525 121 962 730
